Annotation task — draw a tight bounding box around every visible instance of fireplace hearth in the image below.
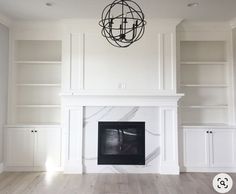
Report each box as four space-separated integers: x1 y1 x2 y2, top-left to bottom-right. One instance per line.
98 122 145 165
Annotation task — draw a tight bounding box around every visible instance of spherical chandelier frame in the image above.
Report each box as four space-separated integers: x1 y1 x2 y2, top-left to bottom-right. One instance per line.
99 0 147 48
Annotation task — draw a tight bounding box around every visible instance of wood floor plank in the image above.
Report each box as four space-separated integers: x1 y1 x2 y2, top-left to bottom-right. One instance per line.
127 174 142 194
0 172 235 194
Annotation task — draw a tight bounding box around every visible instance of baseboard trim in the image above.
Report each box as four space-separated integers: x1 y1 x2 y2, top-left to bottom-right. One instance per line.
0 163 3 173
181 166 236 173
63 160 83 174
159 164 180 175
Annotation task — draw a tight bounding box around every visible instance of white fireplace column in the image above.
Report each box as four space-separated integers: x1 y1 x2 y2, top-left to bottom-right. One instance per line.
63 106 84 173
159 107 179 174
62 93 183 174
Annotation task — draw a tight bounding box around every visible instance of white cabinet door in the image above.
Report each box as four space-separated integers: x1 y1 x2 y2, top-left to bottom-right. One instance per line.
6 128 34 166
34 128 61 169
210 129 235 167
184 129 209 167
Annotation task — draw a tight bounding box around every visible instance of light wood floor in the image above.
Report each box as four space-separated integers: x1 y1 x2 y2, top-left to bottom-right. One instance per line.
0 172 235 194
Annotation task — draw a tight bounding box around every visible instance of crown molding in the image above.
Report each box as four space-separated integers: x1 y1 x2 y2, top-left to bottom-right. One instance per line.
178 21 231 32
0 13 11 27
62 18 183 33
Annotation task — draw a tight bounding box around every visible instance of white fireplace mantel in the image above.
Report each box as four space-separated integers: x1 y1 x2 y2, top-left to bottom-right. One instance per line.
62 92 183 175
61 91 184 107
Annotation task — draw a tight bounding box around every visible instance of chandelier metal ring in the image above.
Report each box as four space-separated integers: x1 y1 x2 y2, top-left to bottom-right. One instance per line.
99 0 147 48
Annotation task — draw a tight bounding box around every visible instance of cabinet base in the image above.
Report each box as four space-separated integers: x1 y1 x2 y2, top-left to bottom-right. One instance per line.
4 166 63 172
181 166 236 173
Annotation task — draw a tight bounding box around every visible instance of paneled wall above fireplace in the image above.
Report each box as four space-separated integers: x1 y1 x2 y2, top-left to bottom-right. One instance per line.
62 19 181 93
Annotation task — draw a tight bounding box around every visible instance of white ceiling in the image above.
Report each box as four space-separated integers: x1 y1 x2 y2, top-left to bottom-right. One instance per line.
0 0 235 22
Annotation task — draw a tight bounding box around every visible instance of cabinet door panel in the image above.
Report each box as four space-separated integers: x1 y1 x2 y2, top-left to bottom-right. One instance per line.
210 129 235 167
184 129 209 167
6 128 34 166
34 128 61 169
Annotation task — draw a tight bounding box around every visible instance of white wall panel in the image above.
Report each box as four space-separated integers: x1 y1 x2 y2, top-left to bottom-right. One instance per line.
63 19 179 92
163 33 176 91
84 33 159 90
71 34 84 90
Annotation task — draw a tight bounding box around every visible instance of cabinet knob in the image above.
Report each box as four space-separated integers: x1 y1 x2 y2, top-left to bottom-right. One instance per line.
31 130 34 133
210 131 213 134
206 131 209 133
34 130 37 133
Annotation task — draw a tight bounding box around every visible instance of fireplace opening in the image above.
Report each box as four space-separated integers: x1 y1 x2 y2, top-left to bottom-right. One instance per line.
98 122 145 165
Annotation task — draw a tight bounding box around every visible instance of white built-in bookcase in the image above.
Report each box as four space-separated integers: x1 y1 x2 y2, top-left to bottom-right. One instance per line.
179 41 233 126
10 40 62 125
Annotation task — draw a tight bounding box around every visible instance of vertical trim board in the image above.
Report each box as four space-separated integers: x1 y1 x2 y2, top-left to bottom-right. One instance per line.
158 33 164 90
170 32 176 91
71 33 85 90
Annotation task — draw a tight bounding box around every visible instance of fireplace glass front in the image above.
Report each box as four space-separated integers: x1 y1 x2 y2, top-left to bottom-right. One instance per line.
98 122 145 165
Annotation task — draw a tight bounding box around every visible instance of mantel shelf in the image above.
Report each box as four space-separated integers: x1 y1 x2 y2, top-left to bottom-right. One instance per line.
60 91 184 97
61 91 184 107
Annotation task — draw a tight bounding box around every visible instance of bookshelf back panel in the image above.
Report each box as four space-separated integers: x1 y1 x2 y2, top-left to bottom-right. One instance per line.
181 41 226 62
17 64 61 84
181 109 227 125
17 87 61 105
181 64 226 84
180 87 227 106
15 108 60 124
15 40 62 61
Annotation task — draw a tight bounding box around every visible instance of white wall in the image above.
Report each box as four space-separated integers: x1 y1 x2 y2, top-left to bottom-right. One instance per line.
0 23 9 163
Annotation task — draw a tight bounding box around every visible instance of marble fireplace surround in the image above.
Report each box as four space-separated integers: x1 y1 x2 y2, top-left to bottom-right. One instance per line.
62 91 183 175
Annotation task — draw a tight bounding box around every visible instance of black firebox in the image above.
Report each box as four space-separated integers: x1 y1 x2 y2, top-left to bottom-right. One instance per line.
98 122 145 165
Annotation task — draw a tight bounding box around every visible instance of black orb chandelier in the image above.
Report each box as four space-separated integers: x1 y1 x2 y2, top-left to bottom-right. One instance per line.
99 0 147 48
